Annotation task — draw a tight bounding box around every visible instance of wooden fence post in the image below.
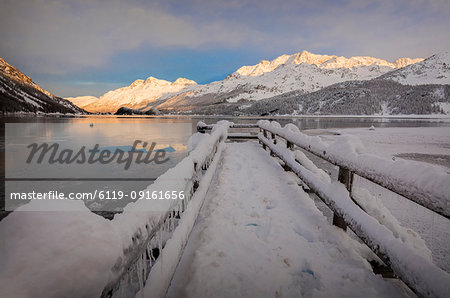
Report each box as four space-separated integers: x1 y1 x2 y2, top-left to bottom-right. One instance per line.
193 162 200 192
286 140 294 150
262 129 268 150
332 167 353 230
283 140 295 171
270 132 277 156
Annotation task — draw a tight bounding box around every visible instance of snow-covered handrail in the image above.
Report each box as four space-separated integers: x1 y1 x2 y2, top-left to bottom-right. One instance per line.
197 121 258 133
259 132 450 298
258 120 450 219
101 121 231 297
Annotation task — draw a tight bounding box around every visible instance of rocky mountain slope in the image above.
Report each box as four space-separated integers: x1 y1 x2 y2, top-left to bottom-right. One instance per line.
0 58 86 114
68 51 422 113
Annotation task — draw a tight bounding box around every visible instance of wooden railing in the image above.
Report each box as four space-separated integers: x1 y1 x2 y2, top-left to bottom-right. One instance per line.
101 122 228 297
257 120 449 298
196 122 258 132
258 121 449 220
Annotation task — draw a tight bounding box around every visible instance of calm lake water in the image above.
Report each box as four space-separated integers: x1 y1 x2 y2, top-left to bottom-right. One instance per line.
1 115 449 213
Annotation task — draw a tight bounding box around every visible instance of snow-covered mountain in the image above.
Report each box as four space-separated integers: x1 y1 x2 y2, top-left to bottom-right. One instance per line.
0 57 85 114
64 96 97 109
186 51 450 116
234 51 422 76
150 51 422 112
380 51 450 85
68 50 422 113
74 77 197 113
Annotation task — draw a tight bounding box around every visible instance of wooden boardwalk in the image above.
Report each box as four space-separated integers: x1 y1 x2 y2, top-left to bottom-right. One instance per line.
131 121 449 298
164 142 409 298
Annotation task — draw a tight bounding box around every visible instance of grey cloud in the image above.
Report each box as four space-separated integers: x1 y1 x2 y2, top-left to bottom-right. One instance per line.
299 0 450 60
0 0 449 78
0 0 266 74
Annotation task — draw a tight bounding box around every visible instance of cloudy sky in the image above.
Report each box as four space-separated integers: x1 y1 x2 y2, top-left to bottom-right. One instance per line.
1 0 449 97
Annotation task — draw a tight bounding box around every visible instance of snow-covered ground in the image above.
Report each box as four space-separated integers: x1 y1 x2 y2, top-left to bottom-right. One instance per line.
313 126 450 170
164 142 413 298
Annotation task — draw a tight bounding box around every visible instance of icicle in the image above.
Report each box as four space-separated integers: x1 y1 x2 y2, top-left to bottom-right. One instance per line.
177 200 181 216
162 219 166 237
158 226 163 273
182 195 186 213
119 273 127 298
137 252 144 291
150 245 155 262
431 212 435 252
146 243 151 263
167 216 171 232
143 252 148 282
171 212 175 232
164 218 168 235
167 216 171 234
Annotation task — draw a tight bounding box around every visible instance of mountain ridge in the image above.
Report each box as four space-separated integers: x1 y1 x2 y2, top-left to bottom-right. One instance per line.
68 50 425 113
234 50 423 77
79 76 197 113
148 50 449 115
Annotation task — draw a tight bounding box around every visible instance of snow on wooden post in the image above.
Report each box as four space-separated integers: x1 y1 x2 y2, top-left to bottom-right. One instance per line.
332 167 353 231
196 121 213 134
262 129 268 150
286 140 294 150
259 128 263 147
193 162 200 192
270 132 277 157
283 140 295 171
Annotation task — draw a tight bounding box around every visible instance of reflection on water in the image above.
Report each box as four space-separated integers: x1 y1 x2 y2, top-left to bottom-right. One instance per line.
2 116 196 212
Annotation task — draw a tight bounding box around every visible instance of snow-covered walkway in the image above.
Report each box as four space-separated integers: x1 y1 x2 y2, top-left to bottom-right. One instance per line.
163 142 408 298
